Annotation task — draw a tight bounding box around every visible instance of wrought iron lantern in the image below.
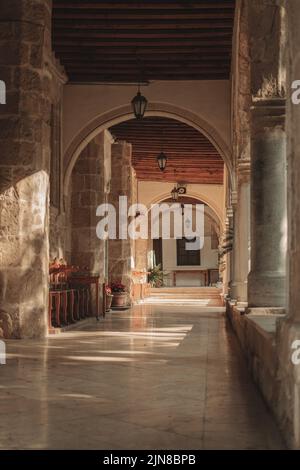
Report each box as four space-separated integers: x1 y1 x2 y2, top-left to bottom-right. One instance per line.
171 186 179 202
157 151 167 172
131 85 148 119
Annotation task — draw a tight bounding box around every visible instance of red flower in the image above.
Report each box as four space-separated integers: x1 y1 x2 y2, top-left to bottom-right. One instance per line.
110 281 126 293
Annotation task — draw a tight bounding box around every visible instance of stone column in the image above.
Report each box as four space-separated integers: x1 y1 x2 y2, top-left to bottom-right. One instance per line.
135 239 148 271
70 131 112 315
108 141 136 293
230 0 251 305
0 0 54 338
247 0 287 308
276 0 300 450
231 163 250 304
248 99 287 307
220 205 234 297
286 1 300 326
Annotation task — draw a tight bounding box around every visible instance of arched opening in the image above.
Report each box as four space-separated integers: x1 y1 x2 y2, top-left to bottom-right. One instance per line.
65 113 228 310
1 0 295 452
144 196 222 289
63 103 234 197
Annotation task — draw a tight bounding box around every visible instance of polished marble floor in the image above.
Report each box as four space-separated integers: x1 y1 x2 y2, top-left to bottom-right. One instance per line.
0 304 285 449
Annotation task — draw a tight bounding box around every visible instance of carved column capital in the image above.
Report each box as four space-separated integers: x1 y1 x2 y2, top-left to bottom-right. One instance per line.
251 97 286 129
237 160 251 185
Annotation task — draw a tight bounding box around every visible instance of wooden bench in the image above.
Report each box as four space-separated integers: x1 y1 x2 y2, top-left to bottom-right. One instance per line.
48 265 94 330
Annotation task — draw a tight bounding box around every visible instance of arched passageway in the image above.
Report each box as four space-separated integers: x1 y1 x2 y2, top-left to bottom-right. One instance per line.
1 0 300 451
65 114 228 314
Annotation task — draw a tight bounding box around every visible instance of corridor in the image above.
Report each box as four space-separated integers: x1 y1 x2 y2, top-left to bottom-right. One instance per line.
0 306 284 450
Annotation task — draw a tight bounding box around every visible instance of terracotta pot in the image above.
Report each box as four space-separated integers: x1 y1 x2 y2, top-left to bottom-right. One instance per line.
111 292 127 308
106 294 113 311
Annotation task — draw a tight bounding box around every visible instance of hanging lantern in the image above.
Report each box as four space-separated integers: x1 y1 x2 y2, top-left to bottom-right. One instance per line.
157 151 167 172
171 186 179 202
131 87 148 119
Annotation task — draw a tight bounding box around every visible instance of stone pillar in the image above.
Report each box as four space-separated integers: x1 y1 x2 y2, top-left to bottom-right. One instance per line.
220 205 234 297
71 131 112 314
276 0 300 450
0 0 54 338
108 141 136 293
230 0 251 305
231 163 250 304
286 1 300 326
49 63 68 261
135 239 148 271
247 0 287 308
248 100 287 307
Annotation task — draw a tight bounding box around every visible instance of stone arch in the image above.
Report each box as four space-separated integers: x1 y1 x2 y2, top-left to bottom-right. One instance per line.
63 102 234 197
146 192 224 233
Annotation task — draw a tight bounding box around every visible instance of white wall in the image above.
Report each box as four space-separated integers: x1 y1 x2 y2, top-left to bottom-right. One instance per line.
163 236 218 269
63 80 231 160
138 180 225 229
162 236 218 287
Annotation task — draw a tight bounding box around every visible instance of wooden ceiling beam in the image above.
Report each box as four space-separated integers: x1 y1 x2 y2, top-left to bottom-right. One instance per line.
134 171 224 176
137 173 223 175
136 177 223 183
110 117 223 184
53 31 232 39
59 56 231 63
54 45 232 54
70 75 229 81
53 1 235 82
136 172 223 176
53 20 234 30
133 159 224 163
67 68 229 75
133 161 224 166
133 157 223 160
53 2 235 10
54 38 233 46
127 146 222 150
53 12 235 20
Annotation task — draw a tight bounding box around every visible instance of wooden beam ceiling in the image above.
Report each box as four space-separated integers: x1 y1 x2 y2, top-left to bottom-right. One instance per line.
110 117 224 184
52 0 235 82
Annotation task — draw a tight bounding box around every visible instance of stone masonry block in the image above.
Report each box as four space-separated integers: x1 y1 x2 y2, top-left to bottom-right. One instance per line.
74 159 98 175
0 43 29 66
80 191 96 207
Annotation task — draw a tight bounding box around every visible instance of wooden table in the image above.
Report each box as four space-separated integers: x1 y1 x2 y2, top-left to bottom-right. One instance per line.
173 269 209 287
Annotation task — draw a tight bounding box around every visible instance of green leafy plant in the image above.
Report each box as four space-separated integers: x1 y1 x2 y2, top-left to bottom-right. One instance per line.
148 264 165 288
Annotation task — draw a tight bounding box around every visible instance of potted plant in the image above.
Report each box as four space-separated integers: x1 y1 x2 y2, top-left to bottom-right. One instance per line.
148 264 165 288
105 285 113 312
110 281 127 308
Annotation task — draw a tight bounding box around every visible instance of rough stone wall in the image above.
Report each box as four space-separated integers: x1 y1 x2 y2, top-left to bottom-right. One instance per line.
71 139 104 271
232 0 251 164
48 54 67 262
0 0 61 338
135 239 148 271
227 303 280 419
248 0 286 98
49 206 69 261
108 141 135 293
69 132 112 314
230 1 251 303
131 174 148 274
48 69 67 261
